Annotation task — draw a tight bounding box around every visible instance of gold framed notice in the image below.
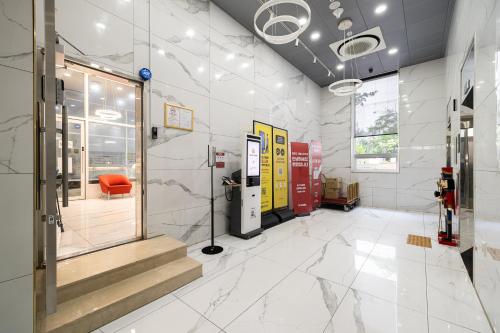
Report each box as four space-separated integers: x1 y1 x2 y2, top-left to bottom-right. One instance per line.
164 103 194 131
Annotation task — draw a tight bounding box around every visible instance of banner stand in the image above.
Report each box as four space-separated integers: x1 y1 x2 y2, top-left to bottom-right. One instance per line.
261 212 280 229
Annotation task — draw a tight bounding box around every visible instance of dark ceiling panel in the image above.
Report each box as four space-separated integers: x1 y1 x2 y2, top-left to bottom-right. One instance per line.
211 0 455 87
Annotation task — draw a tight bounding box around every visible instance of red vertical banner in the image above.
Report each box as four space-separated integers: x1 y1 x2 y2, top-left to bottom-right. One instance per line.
310 140 322 209
291 142 312 215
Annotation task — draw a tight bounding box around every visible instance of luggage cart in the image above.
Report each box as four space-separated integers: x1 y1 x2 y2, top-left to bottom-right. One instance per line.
321 181 360 212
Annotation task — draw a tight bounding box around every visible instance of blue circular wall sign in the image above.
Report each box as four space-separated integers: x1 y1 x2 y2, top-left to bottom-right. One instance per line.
139 67 152 81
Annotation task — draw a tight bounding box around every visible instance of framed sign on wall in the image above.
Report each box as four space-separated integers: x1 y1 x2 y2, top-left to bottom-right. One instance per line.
164 103 194 131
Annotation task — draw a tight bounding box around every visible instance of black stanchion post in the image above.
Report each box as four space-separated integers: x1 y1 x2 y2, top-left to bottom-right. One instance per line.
202 145 224 255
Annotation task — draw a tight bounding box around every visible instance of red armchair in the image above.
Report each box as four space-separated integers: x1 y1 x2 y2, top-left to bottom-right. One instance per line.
98 174 132 199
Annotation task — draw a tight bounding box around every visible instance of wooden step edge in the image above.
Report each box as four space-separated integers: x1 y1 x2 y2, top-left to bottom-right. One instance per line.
44 257 202 333
57 239 187 304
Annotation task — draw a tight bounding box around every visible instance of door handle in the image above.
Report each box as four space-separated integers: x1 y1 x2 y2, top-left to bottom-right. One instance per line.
62 105 69 207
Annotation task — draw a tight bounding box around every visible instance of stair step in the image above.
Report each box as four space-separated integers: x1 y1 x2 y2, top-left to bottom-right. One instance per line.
43 256 202 333
57 236 187 304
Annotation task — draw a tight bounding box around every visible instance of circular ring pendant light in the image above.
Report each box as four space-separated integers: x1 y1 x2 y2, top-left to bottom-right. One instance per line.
254 0 311 45
328 78 362 96
329 17 363 96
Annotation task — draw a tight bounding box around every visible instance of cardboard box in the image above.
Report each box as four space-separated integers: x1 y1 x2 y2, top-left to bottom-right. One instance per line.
324 187 340 199
325 177 342 189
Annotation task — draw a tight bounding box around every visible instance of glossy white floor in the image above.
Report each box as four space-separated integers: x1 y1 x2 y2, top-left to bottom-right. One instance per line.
93 207 492 333
57 197 137 258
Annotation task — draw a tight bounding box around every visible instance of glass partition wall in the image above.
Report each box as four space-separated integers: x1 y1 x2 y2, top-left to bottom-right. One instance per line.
55 62 143 259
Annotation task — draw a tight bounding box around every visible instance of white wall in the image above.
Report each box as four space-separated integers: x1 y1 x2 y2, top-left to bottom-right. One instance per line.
444 0 500 330
320 58 447 213
53 0 322 246
0 0 34 332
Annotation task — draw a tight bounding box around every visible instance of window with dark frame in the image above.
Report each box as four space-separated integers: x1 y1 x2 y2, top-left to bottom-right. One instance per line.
352 73 399 172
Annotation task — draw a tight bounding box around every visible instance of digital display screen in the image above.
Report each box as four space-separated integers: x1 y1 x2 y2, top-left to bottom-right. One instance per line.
247 140 260 177
275 135 285 144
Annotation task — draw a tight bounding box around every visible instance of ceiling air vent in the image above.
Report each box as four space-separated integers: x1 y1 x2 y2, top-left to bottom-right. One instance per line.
329 26 386 62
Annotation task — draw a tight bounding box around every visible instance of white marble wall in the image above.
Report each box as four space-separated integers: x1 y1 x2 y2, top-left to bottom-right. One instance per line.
320 58 447 213
444 0 500 331
53 0 322 246
0 0 34 332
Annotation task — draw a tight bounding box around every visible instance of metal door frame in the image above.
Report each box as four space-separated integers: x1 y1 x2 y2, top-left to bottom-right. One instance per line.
56 116 86 200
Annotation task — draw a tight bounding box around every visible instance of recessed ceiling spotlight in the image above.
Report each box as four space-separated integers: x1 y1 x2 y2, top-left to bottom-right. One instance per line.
240 62 250 69
375 4 387 15
405 104 410 108
336 64 344 71
95 22 106 30
332 7 344 18
248 90 256 95
116 86 123 91
298 17 308 26
185 28 195 38
157 49 165 56
90 63 100 69
197 66 205 73
225 53 235 61
64 72 71 77
103 67 112 72
388 47 398 55
310 31 321 41
128 93 135 99
214 73 222 80
276 82 283 88
399 79 404 83
329 1 341 10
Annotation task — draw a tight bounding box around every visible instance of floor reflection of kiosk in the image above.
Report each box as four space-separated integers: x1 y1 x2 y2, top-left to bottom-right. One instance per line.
229 134 263 239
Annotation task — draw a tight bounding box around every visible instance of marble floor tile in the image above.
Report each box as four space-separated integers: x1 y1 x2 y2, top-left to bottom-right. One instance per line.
331 225 381 249
113 298 221 333
215 228 290 255
427 265 491 332
179 256 292 328
324 289 428 333
352 256 427 313
99 294 176 333
297 218 351 241
258 234 327 269
428 316 480 333
225 270 348 333
298 243 370 286
58 197 137 258
372 232 426 263
426 240 467 272
95 208 492 333
175 249 255 297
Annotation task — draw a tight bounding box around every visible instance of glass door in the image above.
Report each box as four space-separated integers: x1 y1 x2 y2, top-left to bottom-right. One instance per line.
55 62 144 260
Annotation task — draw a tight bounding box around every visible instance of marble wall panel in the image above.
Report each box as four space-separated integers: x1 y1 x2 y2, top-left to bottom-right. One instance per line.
53 0 322 247
321 58 447 212
0 0 34 331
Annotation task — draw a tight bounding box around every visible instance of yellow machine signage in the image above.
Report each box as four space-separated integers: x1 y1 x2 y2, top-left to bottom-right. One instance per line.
272 127 288 209
253 121 273 213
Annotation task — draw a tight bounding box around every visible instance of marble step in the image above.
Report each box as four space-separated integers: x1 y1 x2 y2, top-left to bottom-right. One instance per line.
57 236 187 304
43 256 202 333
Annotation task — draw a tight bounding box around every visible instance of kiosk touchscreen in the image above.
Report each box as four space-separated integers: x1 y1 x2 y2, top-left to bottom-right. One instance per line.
229 134 263 239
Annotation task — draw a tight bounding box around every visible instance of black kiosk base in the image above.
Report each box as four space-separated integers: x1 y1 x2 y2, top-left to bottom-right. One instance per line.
274 208 295 223
261 212 281 230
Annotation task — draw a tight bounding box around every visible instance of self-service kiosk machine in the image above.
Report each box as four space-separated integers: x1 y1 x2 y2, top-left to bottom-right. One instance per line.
228 134 263 239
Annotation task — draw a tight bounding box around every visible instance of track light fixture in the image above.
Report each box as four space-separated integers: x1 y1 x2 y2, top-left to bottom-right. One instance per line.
313 56 317 64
